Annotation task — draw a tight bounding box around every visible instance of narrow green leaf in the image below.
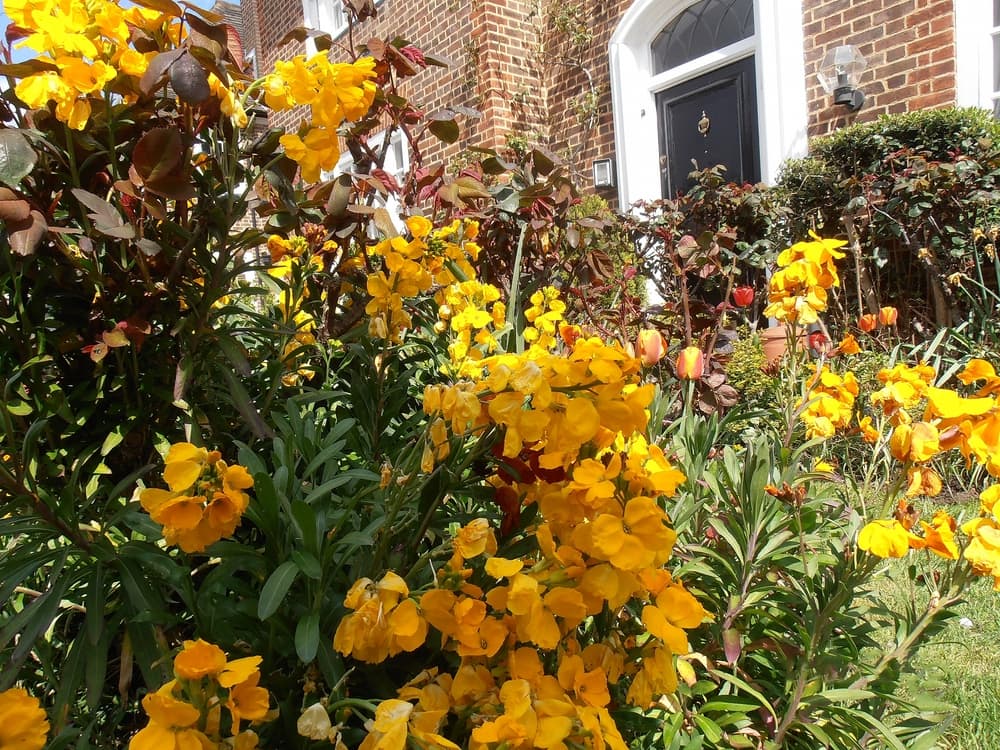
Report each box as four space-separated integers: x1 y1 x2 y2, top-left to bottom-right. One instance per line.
295 612 320 663
258 561 298 620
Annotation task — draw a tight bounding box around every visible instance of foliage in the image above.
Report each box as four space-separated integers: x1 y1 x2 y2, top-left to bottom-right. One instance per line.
776 107 1000 335
2 2 1000 749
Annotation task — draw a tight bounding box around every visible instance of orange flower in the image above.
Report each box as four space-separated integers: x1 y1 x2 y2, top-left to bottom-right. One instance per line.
675 346 704 380
858 313 877 332
636 329 666 366
878 306 898 326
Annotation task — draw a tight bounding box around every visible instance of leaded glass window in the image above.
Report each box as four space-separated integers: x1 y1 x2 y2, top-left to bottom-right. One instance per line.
651 0 755 74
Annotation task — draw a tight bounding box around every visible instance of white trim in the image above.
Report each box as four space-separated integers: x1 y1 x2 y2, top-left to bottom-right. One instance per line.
954 0 992 109
609 0 808 207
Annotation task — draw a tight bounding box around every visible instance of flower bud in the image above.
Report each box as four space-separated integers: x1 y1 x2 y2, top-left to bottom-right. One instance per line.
878 306 898 326
858 313 877 333
676 346 704 380
637 329 667 366
732 285 755 307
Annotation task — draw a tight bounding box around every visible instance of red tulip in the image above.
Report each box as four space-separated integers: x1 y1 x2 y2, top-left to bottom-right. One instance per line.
808 331 830 354
637 329 667 366
858 313 877 333
676 346 705 380
732 285 755 307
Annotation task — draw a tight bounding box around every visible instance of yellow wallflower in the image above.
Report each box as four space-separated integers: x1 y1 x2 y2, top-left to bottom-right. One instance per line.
0 687 49 750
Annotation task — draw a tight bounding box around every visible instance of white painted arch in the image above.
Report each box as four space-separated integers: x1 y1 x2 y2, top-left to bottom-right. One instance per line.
608 0 809 207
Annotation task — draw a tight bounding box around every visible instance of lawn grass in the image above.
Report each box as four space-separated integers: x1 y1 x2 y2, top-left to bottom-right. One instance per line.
866 502 1000 749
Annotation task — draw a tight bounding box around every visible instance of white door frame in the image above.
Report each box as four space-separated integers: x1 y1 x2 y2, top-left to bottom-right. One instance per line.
609 0 808 207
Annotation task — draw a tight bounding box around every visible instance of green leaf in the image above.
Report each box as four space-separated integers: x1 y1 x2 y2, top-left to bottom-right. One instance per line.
291 550 322 580
304 469 379 504
258 561 298 620
429 118 460 144
295 612 320 663
692 715 723 744
0 129 37 187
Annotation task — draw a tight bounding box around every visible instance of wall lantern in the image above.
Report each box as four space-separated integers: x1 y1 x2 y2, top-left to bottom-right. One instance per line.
592 158 615 188
817 45 867 111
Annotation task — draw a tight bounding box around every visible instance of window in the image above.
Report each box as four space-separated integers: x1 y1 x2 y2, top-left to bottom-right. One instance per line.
651 0 755 73
955 1 997 116
993 0 1000 116
302 0 384 40
303 0 349 38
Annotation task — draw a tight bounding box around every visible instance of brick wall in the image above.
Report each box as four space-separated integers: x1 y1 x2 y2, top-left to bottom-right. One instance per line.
802 0 957 137
245 0 966 189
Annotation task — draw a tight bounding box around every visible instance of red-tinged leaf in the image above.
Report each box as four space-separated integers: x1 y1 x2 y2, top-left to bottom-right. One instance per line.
453 176 491 199
169 53 210 104
130 0 182 16
144 173 197 201
366 38 387 60
428 118 459 144
139 49 183 95
0 59 58 77
132 128 183 184
222 23 246 71
344 0 377 21
4 24 30 46
114 179 139 198
723 627 742 664
0 197 30 222
8 209 46 255
370 168 400 194
179 2 224 22
185 13 228 54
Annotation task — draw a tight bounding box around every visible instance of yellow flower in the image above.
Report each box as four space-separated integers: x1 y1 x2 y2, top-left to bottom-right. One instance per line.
857 519 912 558
920 511 959 560
226 671 270 727
0 687 48 750
358 699 412 750
174 639 226 680
130 692 209 750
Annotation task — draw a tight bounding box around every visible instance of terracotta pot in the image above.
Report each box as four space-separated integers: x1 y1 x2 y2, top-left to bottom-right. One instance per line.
759 324 804 363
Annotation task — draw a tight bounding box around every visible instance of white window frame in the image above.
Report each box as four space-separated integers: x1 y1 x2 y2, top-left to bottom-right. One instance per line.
302 0 349 39
954 0 997 115
335 129 411 232
608 0 808 207
301 0 385 42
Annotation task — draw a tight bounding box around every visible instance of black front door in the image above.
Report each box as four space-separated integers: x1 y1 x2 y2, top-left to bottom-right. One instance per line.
656 56 760 197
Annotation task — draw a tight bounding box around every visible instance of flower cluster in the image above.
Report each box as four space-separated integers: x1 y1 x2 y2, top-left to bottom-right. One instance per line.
130 639 270 750
366 217 490 347
858 358 1000 588
425 333 653 461
522 286 566 349
139 443 254 553
7 0 167 128
263 54 377 181
798 365 859 439
0 687 48 750
333 277 707 748
763 234 846 325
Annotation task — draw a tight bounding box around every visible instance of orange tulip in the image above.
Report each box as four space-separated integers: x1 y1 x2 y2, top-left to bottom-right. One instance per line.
858 313 877 332
879 306 898 326
637 329 667 366
676 346 704 380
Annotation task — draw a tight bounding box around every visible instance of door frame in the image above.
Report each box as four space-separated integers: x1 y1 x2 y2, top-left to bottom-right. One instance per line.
609 0 808 206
